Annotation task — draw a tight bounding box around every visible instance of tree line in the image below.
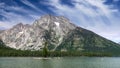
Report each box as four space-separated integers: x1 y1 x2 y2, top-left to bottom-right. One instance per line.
0 41 116 57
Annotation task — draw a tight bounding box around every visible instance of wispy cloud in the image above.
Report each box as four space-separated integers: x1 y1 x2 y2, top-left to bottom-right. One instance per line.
20 0 45 14
0 0 120 43
43 0 120 42
0 1 41 28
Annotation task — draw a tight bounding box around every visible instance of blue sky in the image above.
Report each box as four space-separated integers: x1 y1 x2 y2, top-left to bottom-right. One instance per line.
0 0 120 43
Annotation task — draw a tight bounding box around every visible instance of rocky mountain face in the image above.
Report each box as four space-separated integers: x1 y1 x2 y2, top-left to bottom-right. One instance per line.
0 15 75 50
0 15 120 52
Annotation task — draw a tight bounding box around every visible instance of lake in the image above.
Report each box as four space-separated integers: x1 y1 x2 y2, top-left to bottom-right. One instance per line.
0 57 120 68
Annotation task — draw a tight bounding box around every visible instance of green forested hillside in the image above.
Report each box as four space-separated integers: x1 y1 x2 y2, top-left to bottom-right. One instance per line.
56 27 120 56
0 39 119 57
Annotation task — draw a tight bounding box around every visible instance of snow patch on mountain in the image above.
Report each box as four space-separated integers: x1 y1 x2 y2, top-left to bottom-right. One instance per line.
54 22 60 27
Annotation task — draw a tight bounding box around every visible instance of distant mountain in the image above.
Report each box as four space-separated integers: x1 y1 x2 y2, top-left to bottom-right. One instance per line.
0 15 120 54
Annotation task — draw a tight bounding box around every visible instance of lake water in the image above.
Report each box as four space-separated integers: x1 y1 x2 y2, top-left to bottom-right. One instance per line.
0 57 120 68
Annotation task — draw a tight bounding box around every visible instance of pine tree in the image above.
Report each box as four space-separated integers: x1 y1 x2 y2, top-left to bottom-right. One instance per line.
43 42 48 57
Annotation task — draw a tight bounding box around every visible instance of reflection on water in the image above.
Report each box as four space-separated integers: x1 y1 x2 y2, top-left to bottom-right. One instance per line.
0 57 120 68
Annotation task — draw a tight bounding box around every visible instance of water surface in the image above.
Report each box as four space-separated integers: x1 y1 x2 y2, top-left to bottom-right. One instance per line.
0 57 120 68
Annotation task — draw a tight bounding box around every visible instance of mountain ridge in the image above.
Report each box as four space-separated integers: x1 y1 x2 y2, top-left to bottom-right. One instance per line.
0 15 120 53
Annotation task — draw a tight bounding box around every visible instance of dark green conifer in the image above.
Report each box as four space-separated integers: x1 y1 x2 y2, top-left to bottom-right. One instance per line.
43 42 48 57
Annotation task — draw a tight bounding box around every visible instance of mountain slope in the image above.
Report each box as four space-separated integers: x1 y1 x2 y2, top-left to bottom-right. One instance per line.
0 15 120 53
56 27 120 53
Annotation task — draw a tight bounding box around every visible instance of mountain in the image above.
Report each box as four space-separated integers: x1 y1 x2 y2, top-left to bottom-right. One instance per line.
0 15 120 53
